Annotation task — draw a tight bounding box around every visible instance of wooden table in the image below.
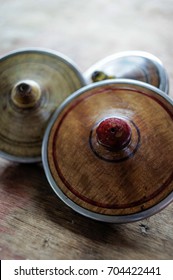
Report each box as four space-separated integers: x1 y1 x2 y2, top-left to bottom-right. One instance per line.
1 0 173 259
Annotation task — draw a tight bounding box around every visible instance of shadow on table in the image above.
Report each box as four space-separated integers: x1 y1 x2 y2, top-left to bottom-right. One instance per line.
0 162 137 247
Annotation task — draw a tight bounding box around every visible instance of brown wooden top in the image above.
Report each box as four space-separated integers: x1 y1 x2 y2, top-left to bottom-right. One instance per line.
0 50 85 162
85 53 162 90
47 82 173 218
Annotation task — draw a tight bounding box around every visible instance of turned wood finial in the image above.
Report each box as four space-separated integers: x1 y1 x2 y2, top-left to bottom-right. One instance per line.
96 117 132 151
11 80 41 109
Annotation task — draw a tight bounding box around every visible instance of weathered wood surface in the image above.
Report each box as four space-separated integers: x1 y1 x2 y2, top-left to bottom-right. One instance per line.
0 0 173 259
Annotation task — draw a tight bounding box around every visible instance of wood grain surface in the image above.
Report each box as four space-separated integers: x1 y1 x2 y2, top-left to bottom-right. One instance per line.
0 0 173 260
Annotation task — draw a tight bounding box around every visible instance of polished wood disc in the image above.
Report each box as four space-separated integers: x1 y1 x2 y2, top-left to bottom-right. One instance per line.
43 80 173 222
0 49 85 162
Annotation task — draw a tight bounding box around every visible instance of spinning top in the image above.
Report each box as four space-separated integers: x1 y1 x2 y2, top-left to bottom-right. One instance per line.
0 48 85 162
42 80 173 223
84 51 169 94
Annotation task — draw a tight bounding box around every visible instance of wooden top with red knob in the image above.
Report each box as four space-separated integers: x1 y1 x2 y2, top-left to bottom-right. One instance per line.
43 80 173 222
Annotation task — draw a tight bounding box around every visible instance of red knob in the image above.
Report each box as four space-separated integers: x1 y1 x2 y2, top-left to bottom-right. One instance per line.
96 117 132 151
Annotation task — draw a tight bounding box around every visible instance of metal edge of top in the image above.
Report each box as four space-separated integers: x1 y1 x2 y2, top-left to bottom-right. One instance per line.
42 79 173 223
0 47 86 163
84 51 169 94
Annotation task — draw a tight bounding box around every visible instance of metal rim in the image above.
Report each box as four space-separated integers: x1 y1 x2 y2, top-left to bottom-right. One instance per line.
84 50 169 94
0 48 86 163
42 79 173 223
0 47 86 86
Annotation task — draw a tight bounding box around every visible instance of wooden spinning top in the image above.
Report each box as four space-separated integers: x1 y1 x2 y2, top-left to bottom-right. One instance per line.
42 80 173 223
0 48 85 162
84 51 169 94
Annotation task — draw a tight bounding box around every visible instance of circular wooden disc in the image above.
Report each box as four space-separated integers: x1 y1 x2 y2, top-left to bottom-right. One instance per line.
0 48 85 162
84 51 169 94
42 80 173 223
